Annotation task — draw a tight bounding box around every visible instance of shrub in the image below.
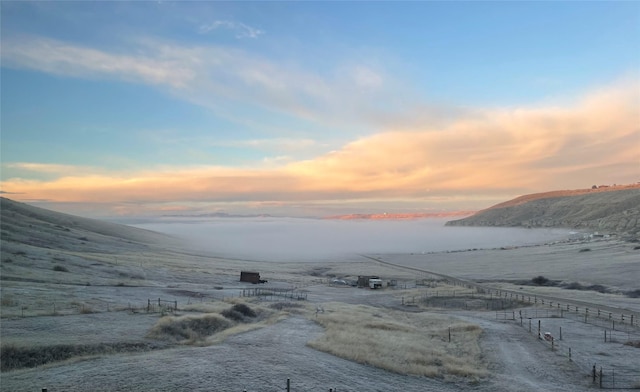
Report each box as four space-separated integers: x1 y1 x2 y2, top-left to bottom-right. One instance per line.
269 302 304 310
221 303 257 321
230 303 256 317
1 343 151 371
79 305 95 314
563 282 584 290
626 289 640 298
531 276 549 285
148 314 232 342
586 284 608 293
53 265 69 272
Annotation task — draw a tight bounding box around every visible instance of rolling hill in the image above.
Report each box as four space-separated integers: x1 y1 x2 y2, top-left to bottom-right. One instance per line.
446 184 640 236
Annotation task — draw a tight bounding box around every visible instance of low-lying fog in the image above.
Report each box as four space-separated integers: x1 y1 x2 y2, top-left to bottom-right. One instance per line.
130 217 573 262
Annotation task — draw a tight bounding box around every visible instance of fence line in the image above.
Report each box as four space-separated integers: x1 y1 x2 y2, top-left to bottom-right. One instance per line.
2 292 232 318
241 287 308 301
510 310 640 389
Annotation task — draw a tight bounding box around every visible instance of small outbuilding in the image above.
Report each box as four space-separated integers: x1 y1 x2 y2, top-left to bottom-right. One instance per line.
240 271 267 284
357 275 382 289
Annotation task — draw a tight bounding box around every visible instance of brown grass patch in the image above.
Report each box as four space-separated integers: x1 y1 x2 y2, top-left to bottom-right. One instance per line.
1 342 153 372
307 303 486 379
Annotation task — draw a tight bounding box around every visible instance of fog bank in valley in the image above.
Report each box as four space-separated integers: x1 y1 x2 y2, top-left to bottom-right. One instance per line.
131 218 572 262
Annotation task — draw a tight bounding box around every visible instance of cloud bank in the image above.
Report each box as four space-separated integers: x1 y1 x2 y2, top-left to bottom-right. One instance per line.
2 78 637 214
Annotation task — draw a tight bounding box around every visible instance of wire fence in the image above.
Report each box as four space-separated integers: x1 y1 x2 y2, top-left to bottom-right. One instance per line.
504 308 640 389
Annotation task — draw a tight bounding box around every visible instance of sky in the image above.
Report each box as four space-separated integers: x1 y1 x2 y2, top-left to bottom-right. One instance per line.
1 1 639 218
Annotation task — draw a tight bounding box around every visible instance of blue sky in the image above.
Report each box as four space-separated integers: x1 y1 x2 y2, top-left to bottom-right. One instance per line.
1 1 638 217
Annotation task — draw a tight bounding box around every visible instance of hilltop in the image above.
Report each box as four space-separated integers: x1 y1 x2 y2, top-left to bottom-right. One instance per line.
446 184 640 236
0 197 177 253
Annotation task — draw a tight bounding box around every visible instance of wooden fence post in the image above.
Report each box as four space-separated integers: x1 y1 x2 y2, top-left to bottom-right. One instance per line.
286 378 291 392
538 320 541 339
599 368 603 388
559 326 562 341
568 347 571 361
592 365 596 383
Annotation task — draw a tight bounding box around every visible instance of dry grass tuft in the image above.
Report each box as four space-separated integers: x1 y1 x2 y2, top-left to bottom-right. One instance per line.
147 314 232 343
624 340 640 348
269 302 304 311
147 301 277 344
1 342 153 372
52 265 69 272
307 303 486 379
221 303 257 321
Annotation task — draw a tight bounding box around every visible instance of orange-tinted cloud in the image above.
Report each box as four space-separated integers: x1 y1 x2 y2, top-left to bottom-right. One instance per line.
2 79 638 212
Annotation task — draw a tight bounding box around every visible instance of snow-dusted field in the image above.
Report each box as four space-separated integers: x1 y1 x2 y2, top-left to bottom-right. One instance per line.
2 212 639 391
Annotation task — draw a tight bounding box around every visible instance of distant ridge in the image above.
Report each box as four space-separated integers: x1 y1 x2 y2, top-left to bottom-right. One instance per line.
446 184 640 236
324 211 475 220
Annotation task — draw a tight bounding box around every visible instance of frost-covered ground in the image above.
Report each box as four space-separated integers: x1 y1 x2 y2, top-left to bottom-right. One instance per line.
2 213 639 391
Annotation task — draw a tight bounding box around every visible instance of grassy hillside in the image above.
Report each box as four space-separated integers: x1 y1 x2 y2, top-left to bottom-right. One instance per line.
446 185 640 236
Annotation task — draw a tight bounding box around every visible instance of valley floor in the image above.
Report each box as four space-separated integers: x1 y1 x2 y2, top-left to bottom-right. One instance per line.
2 237 639 391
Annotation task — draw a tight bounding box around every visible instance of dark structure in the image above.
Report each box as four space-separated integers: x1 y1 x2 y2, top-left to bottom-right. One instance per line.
357 275 380 288
240 271 267 284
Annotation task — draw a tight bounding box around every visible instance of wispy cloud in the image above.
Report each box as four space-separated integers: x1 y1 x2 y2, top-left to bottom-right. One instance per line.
0 35 399 132
199 20 264 39
0 36 196 89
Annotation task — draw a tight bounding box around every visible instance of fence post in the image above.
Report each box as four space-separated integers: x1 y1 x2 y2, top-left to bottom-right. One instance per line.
286 378 291 392
174 300 177 311
559 326 562 341
599 368 603 388
147 299 150 312
593 365 596 383
568 347 571 361
448 327 451 342
538 320 541 339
